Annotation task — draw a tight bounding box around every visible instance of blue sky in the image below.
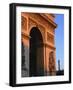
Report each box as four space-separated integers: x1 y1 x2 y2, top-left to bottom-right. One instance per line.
54 14 64 70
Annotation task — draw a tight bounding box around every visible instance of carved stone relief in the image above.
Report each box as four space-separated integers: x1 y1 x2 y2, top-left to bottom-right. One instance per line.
49 51 55 75
21 16 27 30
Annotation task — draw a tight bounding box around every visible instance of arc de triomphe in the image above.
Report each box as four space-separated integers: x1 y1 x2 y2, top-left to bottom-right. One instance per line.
21 13 57 77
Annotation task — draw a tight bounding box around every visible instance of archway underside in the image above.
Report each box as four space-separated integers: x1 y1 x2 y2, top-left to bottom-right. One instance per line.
29 27 44 76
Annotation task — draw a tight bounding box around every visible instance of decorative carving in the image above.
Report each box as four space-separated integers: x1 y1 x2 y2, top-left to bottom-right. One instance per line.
49 51 55 75
28 18 37 30
21 16 27 30
28 13 55 34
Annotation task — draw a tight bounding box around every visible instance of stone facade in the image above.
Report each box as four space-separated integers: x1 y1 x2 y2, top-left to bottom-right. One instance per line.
21 12 57 77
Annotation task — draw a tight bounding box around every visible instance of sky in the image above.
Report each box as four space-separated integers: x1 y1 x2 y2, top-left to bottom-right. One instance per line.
54 14 64 70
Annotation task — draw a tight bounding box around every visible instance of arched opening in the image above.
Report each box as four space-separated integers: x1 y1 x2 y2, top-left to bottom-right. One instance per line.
29 27 44 76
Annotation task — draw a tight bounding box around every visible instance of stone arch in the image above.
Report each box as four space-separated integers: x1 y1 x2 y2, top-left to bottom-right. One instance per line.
29 27 44 76
29 24 45 43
